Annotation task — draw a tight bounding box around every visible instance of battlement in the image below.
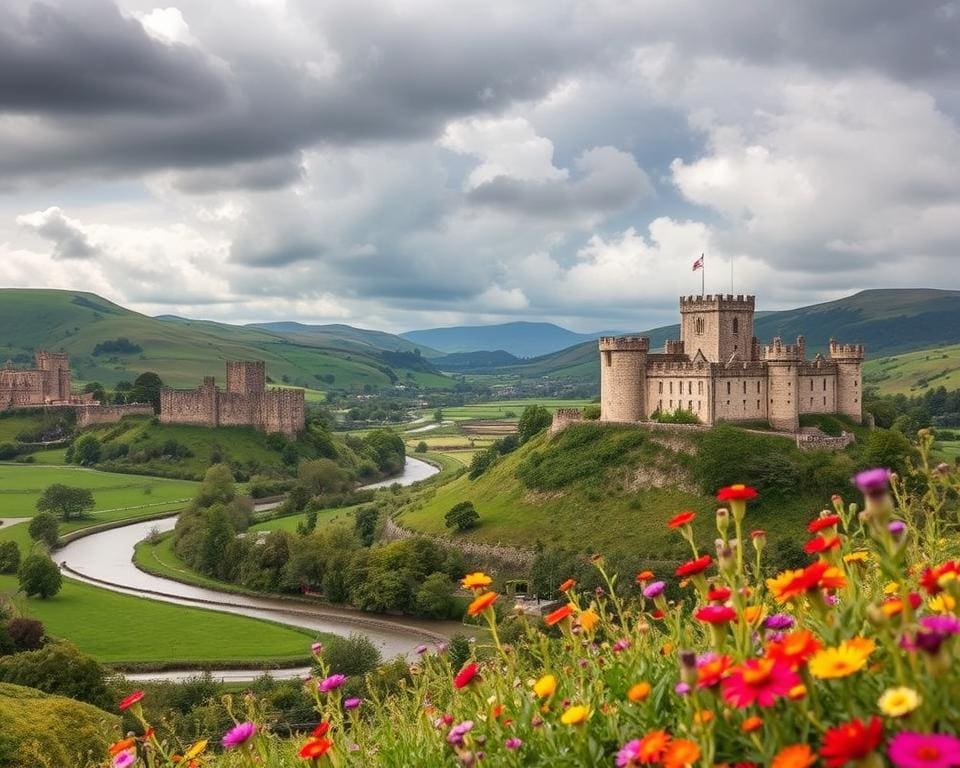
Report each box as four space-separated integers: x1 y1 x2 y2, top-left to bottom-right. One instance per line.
599 336 649 352
829 340 865 360
664 339 684 355
226 360 266 394
679 294 755 311
762 336 806 362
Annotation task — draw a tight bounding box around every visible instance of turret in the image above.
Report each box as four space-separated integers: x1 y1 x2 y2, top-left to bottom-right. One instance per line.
679 294 755 363
829 339 865 423
762 336 802 431
599 336 649 422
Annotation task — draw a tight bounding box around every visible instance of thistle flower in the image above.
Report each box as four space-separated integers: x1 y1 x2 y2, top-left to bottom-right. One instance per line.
643 581 666 598
222 722 256 749
318 674 347 692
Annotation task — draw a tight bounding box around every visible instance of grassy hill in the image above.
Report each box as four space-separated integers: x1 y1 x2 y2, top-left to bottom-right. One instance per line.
0 289 450 392
402 321 624 358
250 321 438 356
864 342 960 396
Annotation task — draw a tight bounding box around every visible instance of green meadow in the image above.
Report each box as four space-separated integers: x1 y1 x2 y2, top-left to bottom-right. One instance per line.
431 398 593 422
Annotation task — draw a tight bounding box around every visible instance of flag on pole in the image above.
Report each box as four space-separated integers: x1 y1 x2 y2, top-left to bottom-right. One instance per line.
692 254 704 271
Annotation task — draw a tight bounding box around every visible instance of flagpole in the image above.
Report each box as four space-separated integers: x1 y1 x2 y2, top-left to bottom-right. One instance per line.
701 253 705 296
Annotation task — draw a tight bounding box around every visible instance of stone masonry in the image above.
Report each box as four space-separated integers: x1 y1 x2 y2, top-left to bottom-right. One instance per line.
160 361 305 437
599 295 864 432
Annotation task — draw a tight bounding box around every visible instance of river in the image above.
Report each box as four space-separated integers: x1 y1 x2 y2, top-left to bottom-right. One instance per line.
56 456 457 682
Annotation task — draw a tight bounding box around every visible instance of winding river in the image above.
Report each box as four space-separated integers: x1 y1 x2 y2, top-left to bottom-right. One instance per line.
56 457 454 681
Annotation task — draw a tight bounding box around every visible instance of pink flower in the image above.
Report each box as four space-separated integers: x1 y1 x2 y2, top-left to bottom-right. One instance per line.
318 674 347 692
722 658 800 708
888 732 960 768
854 468 891 496
505 737 523 750
344 697 362 710
112 753 136 768
643 581 666 599
617 739 643 767
222 721 256 749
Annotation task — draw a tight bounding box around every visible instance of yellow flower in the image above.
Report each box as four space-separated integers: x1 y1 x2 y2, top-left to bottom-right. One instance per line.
627 682 652 702
843 550 869 564
878 686 921 717
808 641 871 679
533 674 557 698
884 581 900 595
461 572 492 590
743 605 764 624
929 593 957 613
184 740 208 760
560 705 590 725
578 609 600 632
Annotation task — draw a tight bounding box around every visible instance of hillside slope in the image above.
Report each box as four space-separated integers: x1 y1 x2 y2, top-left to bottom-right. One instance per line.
0 289 450 392
402 321 622 357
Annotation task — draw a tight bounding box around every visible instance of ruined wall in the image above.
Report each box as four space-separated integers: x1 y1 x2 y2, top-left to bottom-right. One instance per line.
551 408 585 433
160 377 218 427
226 361 266 395
76 404 154 427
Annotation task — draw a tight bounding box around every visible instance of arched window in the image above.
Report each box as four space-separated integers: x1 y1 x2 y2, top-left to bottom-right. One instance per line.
732 318 739 334
695 317 705 334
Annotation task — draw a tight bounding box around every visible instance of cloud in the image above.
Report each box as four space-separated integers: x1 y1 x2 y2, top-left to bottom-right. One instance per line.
16 206 100 260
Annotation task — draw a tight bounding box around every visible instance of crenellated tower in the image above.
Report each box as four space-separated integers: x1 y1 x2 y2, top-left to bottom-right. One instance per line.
829 340 865 423
599 336 649 422
679 294 756 363
761 336 805 431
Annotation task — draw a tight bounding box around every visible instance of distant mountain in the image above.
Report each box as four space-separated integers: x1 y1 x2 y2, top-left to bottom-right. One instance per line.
401 321 622 358
0 289 451 392
434 350 521 371
250 321 437 356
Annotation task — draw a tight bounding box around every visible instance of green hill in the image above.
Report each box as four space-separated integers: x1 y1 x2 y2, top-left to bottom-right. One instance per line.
864 342 960 396
0 289 451 392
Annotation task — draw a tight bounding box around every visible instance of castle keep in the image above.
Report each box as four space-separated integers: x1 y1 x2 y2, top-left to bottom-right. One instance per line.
160 361 305 437
1 351 86 409
599 295 864 432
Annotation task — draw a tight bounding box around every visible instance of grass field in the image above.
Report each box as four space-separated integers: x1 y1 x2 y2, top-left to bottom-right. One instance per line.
250 504 363 534
864 343 960 396
432 399 594 422
0 464 197 518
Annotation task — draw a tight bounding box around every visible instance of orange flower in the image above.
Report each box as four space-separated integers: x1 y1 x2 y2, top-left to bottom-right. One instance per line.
697 654 732 688
558 578 577 593
767 561 845 603
664 738 701 768
299 738 333 759
694 709 714 725
627 681 652 702
578 609 600 632
545 603 574 625
771 744 816 768
109 738 137 756
636 730 671 762
467 591 498 616
461 572 492 590
766 629 822 667
636 570 655 583
741 716 763 733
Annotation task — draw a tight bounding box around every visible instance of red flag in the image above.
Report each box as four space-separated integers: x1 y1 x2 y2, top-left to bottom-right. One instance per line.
692 255 704 271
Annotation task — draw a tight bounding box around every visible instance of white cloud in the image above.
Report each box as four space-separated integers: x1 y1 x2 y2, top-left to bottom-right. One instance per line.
136 7 196 46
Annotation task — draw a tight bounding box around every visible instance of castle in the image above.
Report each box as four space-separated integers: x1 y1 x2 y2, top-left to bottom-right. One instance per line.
1 351 89 409
160 361 305 437
598 294 864 432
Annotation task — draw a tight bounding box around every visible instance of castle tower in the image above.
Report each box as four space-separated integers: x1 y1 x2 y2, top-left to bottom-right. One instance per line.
680 295 756 363
35 350 71 401
829 340 865 423
226 361 266 395
762 337 803 431
599 336 649 422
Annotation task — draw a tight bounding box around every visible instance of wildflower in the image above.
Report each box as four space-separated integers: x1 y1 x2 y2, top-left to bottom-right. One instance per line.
558 578 576 592
675 682 691 695
693 709 714 725
741 716 763 733
467 591 498 616
545 603 574 625
627 681 652 702
808 514 841 533
311 722 330 738
578 609 600 632
808 641 871 679
222 722 256 749
716 484 758 502
643 581 666 598
676 554 712 577
767 561 846 603
878 687 922 717
844 550 870 564
299 738 333 759
461 572 492 590
112 753 136 768
667 511 696 528
560 705 590 725
889 520 907 537
929 593 957 612
118 690 145 711
505 738 522 750
707 586 732 601
533 674 556 698
764 613 795 630
766 629 821 667
771 744 816 768
697 654 732 688
695 605 736 623
447 720 474 746
636 570 655 583
454 663 479 689
819 716 884 767
664 739 700 768
109 738 136 756
618 731 671 765
318 674 347 692
722 657 800 708
920 560 960 595
311 641 322 654
920 614 960 635
183 740 207 759
804 535 841 554
888 732 960 768
344 697 362 710
853 468 891 496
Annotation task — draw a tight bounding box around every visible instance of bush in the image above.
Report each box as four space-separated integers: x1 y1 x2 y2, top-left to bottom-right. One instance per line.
71 433 102 466
0 642 110 707
652 407 699 424
0 542 19 575
17 555 62 599
6 619 44 652
319 634 381 677
445 501 479 532
28 513 59 548
414 572 455 618
415 441 428 453
517 404 552 443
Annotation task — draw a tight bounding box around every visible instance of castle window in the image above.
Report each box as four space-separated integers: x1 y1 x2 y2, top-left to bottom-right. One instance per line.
823 379 827 391
669 382 673 394
658 382 663 394
658 399 663 411
824 397 827 406
695 317 705 334
688 381 692 395
810 379 814 391
757 399 761 410
670 400 673 408
688 400 693 411
742 381 746 394
733 318 739 334
603 351 611 367
698 381 703 395
697 400 701 411
726 382 731 395
743 399 746 409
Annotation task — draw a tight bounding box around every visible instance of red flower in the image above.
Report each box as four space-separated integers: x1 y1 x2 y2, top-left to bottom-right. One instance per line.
819 716 883 768
558 578 577 593
299 738 333 759
708 586 732 602
545 604 574 625
635 570 655 583
651 609 665 620
118 691 145 711
804 536 841 555
807 515 841 533
676 555 713 577
454 663 479 689
695 605 737 624
716 484 758 502
311 722 330 738
750 529 766 539
668 511 697 528
920 560 960 595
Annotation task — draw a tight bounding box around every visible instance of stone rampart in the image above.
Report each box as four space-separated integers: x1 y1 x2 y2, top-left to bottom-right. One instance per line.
551 408 584 433
795 431 856 451
76 404 154 427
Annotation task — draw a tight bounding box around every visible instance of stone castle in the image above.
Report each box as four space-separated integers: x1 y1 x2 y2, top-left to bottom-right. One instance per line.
160 361 305 437
598 294 864 432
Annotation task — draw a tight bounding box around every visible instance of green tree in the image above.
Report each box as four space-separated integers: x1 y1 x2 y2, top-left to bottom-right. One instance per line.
298 458 351 496
863 428 914 475
363 429 406 474
319 634 381 677
28 513 59 548
199 505 236 579
18 554 62 599
354 506 379 547
445 501 480 532
82 381 106 404
195 463 236 508
415 441 428 453
517 404 552 443
0 641 109 707
433 408 443 423
36 484 95 521
71 433 102 466
130 371 164 412
0 541 20 574
414 572 455 618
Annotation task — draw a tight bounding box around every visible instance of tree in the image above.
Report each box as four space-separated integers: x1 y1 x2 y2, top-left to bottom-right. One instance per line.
298 458 351 496
18 554 62 599
0 641 109 707
319 633 381 677
433 408 443 423
863 429 914 476
354 506 379 547
195 463 236 508
415 441 428 453
130 371 164 412
445 501 480 532
71 434 102 466
199 505 236 579
36 484 95 521
517 404 552 444
82 381 106 404
415 572 455 618
0 541 20 574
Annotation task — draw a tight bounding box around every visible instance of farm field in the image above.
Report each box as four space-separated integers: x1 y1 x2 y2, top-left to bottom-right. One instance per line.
863 343 960 396
250 504 364 534
431 398 593 422
0 464 197 518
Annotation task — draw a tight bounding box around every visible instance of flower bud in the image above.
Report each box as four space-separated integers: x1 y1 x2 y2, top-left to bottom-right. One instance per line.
715 507 730 538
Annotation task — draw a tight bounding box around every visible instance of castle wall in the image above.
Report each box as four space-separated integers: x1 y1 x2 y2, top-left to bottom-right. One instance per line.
766 362 799 431
680 295 756 363
76 404 155 427
226 361 266 395
160 379 218 427
645 371 713 420
711 371 768 423
599 338 648 422
798 373 838 415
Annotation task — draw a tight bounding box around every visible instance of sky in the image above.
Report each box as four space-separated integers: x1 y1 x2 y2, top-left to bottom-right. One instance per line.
1 0 959 333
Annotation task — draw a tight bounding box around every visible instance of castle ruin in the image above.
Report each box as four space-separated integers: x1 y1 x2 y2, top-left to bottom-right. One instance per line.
160 361 305 437
598 294 864 432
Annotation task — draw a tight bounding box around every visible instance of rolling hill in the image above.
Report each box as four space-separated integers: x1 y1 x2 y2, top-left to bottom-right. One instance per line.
401 321 622 357
0 289 451 392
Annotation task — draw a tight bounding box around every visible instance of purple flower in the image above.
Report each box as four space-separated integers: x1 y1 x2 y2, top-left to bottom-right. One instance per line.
112 753 136 768
888 520 907 537
612 638 631 653
764 613 795 630
311 642 323 654
505 737 522 750
222 721 256 749
344 697 362 710
318 673 347 692
447 720 474 746
674 682 691 695
643 581 666 599
853 468 891 496
416 644 428 654
617 740 643 768
921 615 960 635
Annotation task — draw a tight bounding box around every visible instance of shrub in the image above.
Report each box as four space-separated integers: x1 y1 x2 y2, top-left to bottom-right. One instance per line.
0 542 19 575
652 407 699 424
517 404 552 443
28 512 59 548
414 571 455 618
71 433 102 465
17 555 62 599
415 441 428 453
0 642 110 708
445 500 479 532
319 634 381 677
6 619 44 652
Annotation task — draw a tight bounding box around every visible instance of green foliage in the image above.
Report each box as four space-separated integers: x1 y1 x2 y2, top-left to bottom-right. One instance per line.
517 404 552 443
35 483 95 521
17 555 62 599
0 541 20 574
0 642 109 708
319 633 382 677
5 619 44 652
71 433 102 466
414 571 455 618
194 463 236 508
652 407 700 424
468 446 499 479
298 458 352 496
582 403 601 420
445 500 480 532
354 506 379 547
863 428 915 475
447 634 471 671
361 429 406 475
415 440 428 453
433 408 443 422
130 371 164 412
